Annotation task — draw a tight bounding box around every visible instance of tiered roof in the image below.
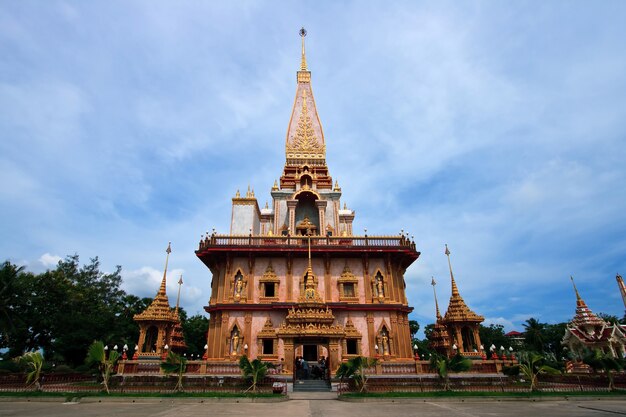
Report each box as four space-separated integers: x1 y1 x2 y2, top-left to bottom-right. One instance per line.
442 245 484 324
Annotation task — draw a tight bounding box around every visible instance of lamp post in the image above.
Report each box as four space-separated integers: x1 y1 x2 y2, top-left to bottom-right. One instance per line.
375 344 379 357
122 344 128 360
133 344 139 360
203 344 208 360
244 344 248 355
104 345 109 359
162 344 169 360
413 344 418 359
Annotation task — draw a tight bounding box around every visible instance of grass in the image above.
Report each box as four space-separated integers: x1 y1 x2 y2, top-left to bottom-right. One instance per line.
340 390 626 398
0 391 280 398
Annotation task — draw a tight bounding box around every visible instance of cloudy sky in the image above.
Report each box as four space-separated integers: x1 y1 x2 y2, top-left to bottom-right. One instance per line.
1 1 625 335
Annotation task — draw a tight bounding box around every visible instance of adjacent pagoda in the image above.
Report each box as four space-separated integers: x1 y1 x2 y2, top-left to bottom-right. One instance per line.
562 277 626 358
196 29 420 374
433 245 484 358
429 277 450 356
134 243 186 358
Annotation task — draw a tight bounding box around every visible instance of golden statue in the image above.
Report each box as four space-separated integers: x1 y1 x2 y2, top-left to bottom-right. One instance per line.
231 331 240 355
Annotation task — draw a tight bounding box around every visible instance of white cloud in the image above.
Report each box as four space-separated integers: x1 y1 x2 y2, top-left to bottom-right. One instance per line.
39 253 61 268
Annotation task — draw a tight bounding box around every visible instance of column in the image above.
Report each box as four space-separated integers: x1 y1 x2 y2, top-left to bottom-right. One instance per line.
366 312 375 356
287 200 298 234
283 339 294 373
315 200 327 234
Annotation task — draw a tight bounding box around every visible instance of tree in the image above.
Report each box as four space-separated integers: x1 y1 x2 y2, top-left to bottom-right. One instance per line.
504 351 560 392
430 353 472 391
238 355 274 393
479 324 509 358
409 320 420 339
334 356 378 392
522 318 546 352
598 313 620 326
181 313 209 358
583 349 624 391
423 323 435 340
13 351 44 390
0 262 25 347
160 351 187 392
86 341 120 394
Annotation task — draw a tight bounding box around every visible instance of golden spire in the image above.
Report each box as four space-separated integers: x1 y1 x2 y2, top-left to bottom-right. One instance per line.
272 179 279 191
307 234 313 272
299 27 308 71
158 242 172 297
570 275 582 302
445 244 460 296
175 274 183 311
431 277 441 320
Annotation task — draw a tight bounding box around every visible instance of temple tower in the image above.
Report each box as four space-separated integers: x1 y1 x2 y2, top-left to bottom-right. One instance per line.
134 243 186 357
562 276 626 358
196 29 420 375
440 245 484 358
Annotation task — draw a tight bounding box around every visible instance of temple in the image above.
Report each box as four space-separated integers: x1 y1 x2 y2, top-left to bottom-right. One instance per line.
195 29 420 375
134 243 187 358
562 276 626 358
429 245 484 358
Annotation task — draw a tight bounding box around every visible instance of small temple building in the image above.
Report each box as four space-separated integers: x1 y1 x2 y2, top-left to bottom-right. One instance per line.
562 277 626 358
429 245 484 358
133 242 187 358
195 29 420 374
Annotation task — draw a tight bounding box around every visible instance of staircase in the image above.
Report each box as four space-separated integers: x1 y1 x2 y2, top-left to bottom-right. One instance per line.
293 379 331 392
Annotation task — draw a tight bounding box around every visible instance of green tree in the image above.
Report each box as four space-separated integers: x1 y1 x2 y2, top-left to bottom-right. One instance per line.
334 356 378 392
13 351 44 390
423 323 435 340
0 262 25 347
598 313 620 326
238 355 274 393
86 341 120 394
430 353 472 391
504 352 560 392
479 324 509 358
583 349 624 391
182 314 209 357
160 351 187 392
523 318 546 352
409 320 420 339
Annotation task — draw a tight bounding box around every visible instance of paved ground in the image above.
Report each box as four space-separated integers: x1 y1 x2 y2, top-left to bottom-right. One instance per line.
1 399 626 417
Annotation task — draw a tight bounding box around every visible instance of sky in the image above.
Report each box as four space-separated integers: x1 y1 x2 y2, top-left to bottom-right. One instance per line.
1 1 626 337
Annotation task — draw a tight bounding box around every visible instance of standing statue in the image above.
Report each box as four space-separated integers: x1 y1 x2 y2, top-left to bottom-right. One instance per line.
231 330 240 355
381 332 389 355
376 276 384 299
234 276 243 298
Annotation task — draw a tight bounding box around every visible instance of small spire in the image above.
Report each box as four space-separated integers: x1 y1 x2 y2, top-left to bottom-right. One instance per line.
445 244 459 296
570 275 582 303
299 27 308 71
431 277 441 320
235 189 240 198
307 234 313 272
334 180 340 191
265 201 269 209
272 179 279 190
159 242 172 297
175 274 183 310
343 202 347 210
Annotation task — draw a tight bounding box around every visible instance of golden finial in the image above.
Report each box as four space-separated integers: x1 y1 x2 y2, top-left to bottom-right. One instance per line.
570 275 582 301
334 180 341 191
235 189 240 198
246 185 251 198
343 202 347 210
299 27 308 71
445 244 459 296
264 201 269 209
159 242 172 297
431 277 441 320
251 187 255 197
272 179 279 190
175 274 183 310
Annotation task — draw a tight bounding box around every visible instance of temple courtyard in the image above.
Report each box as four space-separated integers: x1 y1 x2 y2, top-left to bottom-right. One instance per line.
1 398 626 417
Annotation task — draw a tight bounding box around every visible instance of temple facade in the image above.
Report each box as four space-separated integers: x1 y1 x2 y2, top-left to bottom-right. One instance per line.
195 30 420 374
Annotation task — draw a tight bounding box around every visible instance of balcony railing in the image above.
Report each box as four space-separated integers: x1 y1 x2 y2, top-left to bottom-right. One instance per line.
198 234 416 252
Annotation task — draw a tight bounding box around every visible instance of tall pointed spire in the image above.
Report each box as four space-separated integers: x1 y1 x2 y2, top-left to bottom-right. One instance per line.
570 275 582 305
445 244 460 297
158 242 172 297
616 274 626 312
175 274 183 311
431 277 441 320
299 27 308 71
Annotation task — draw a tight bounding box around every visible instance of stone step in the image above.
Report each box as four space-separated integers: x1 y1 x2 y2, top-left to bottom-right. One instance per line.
293 380 331 392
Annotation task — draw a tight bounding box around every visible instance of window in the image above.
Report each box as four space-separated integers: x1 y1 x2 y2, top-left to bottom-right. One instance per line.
346 339 358 355
343 283 355 297
264 282 275 297
263 339 274 355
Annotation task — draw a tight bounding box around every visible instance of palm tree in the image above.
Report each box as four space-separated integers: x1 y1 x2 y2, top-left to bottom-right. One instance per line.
238 355 275 393
13 351 44 391
160 351 188 392
430 353 472 391
504 351 560 392
523 318 546 352
86 341 120 394
334 356 378 392
583 349 624 391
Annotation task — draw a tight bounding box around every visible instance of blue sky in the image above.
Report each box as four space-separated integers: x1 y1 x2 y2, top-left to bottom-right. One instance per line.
1 1 625 335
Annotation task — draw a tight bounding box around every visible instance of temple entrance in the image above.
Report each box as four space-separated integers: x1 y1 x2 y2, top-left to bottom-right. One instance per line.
293 338 330 382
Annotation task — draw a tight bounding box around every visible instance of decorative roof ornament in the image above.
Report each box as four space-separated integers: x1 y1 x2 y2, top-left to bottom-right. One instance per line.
569 276 605 327
299 27 308 71
431 276 441 320
134 242 177 323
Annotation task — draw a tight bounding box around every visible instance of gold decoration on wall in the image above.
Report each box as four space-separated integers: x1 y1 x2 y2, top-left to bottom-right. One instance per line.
286 89 324 158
